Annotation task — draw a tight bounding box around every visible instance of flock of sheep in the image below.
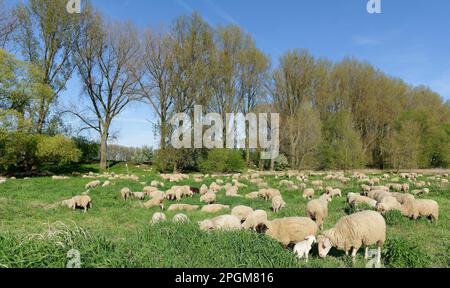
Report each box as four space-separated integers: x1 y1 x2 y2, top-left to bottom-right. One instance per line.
55 170 445 265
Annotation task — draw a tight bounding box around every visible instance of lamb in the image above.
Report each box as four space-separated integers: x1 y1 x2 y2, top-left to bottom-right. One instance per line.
293 236 317 262
71 195 93 213
390 192 415 205
245 192 260 199
121 187 132 200
272 195 286 213
306 194 331 230
302 188 315 200
152 212 166 224
318 210 386 264
143 197 164 210
201 204 230 213
200 192 216 204
167 204 200 212
242 210 268 230
85 180 101 190
256 217 319 248
173 213 189 223
198 215 242 231
347 193 377 208
132 192 146 200
102 180 111 187
231 206 254 222
200 184 209 195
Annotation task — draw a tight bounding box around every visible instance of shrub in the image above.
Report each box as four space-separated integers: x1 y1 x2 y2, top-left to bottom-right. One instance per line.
382 237 429 268
36 135 81 166
274 154 289 171
154 148 198 173
73 137 99 163
198 149 246 174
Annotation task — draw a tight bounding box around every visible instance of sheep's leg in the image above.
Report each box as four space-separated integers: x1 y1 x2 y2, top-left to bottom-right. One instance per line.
376 247 381 265
365 247 369 260
345 250 349 256
351 248 358 262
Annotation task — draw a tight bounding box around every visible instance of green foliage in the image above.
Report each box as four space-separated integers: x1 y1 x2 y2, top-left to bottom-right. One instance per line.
274 154 289 171
383 210 406 226
131 146 153 164
198 149 246 174
36 135 80 166
383 237 430 268
73 137 99 163
153 148 199 173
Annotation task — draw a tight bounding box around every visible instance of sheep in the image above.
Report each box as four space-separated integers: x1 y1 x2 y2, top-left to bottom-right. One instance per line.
318 210 386 264
371 186 389 192
258 188 281 201
173 213 189 223
231 206 254 222
148 190 165 199
256 217 319 248
390 192 415 205
200 192 216 204
329 189 342 198
152 212 166 224
52 176 69 180
143 186 158 195
198 215 242 231
401 199 439 221
132 192 146 200
401 183 410 193
201 204 230 213
121 187 132 200
61 199 76 210
367 190 391 202
143 197 164 210
200 184 209 195
302 188 315 200
151 180 164 187
71 195 92 213
102 180 111 187
272 195 286 213
324 186 333 195
245 192 260 199
306 194 331 230
347 193 377 208
411 188 430 196
225 185 239 197
293 236 317 262
242 210 268 230
167 204 200 212
209 182 221 193
85 180 101 190
376 195 402 214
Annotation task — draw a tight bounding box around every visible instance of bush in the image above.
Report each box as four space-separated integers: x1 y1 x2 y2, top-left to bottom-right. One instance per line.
36 135 81 166
383 210 405 225
73 137 99 163
198 149 246 174
274 154 289 171
154 148 199 173
131 146 153 164
382 237 429 268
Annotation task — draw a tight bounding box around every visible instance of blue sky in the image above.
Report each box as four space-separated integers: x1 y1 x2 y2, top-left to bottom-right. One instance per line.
7 0 450 148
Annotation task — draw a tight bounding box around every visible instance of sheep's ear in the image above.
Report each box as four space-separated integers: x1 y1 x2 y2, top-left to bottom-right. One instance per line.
255 223 268 234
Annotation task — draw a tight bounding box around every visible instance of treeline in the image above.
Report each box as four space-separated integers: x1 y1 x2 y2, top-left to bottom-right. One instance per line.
1 0 449 174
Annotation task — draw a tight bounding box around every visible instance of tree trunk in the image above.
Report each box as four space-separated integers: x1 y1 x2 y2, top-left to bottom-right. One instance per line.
100 132 108 170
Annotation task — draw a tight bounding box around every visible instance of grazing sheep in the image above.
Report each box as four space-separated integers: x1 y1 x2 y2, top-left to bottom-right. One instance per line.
143 186 158 195
209 182 221 193
390 192 415 205
258 188 281 201
52 176 69 180
324 186 334 195
367 190 391 202
85 180 101 190
152 212 166 224
148 190 165 199
245 192 260 199
401 199 439 221
401 183 410 193
71 196 92 213
371 186 389 192
293 236 317 262
306 194 331 230
272 195 286 213
318 210 386 264
143 197 164 210
102 181 111 187
61 199 76 210
242 210 268 230
173 213 189 223
201 204 230 213
132 192 146 200
167 204 200 212
256 217 319 248
303 188 315 200
231 206 254 222
121 187 132 200
200 192 216 204
347 193 377 208
376 195 402 214
225 185 239 197
330 189 342 198
200 184 209 195
151 180 164 187
198 215 242 231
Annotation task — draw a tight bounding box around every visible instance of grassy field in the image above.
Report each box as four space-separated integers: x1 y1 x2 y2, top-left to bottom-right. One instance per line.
0 164 449 268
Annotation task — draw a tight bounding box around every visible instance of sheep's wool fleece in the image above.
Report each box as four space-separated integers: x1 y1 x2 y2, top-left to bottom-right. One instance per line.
267 217 318 246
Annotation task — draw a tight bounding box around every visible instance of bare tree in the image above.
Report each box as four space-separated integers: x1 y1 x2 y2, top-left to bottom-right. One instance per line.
72 14 141 169
0 0 17 48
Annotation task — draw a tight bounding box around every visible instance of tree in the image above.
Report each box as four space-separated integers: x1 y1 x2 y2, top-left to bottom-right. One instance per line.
15 0 82 133
73 13 141 169
0 0 17 48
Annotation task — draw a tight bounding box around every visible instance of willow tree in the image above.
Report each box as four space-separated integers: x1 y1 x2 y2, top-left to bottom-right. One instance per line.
73 12 141 169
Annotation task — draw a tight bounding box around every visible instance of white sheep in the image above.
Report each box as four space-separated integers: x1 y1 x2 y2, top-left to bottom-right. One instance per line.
201 204 230 213
200 192 216 204
242 210 268 230
402 199 439 221
347 193 377 208
272 195 286 213
293 236 317 262
85 180 101 190
318 210 386 264
132 192 146 200
245 192 260 199
143 197 164 210
256 217 319 248
121 187 132 200
152 212 167 224
302 188 315 200
376 195 402 214
231 206 254 222
198 215 242 231
200 184 209 195
306 194 331 230
167 204 200 212
102 180 111 187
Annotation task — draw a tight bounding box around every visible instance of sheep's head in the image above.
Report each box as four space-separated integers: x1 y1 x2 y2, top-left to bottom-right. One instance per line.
255 222 269 234
376 203 387 214
317 235 333 258
198 220 214 231
305 235 317 244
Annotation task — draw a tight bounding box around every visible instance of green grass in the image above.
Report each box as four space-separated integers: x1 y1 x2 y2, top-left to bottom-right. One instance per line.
0 164 449 268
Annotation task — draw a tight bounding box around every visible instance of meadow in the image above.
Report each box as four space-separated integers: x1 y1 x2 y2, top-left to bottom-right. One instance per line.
0 164 449 268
